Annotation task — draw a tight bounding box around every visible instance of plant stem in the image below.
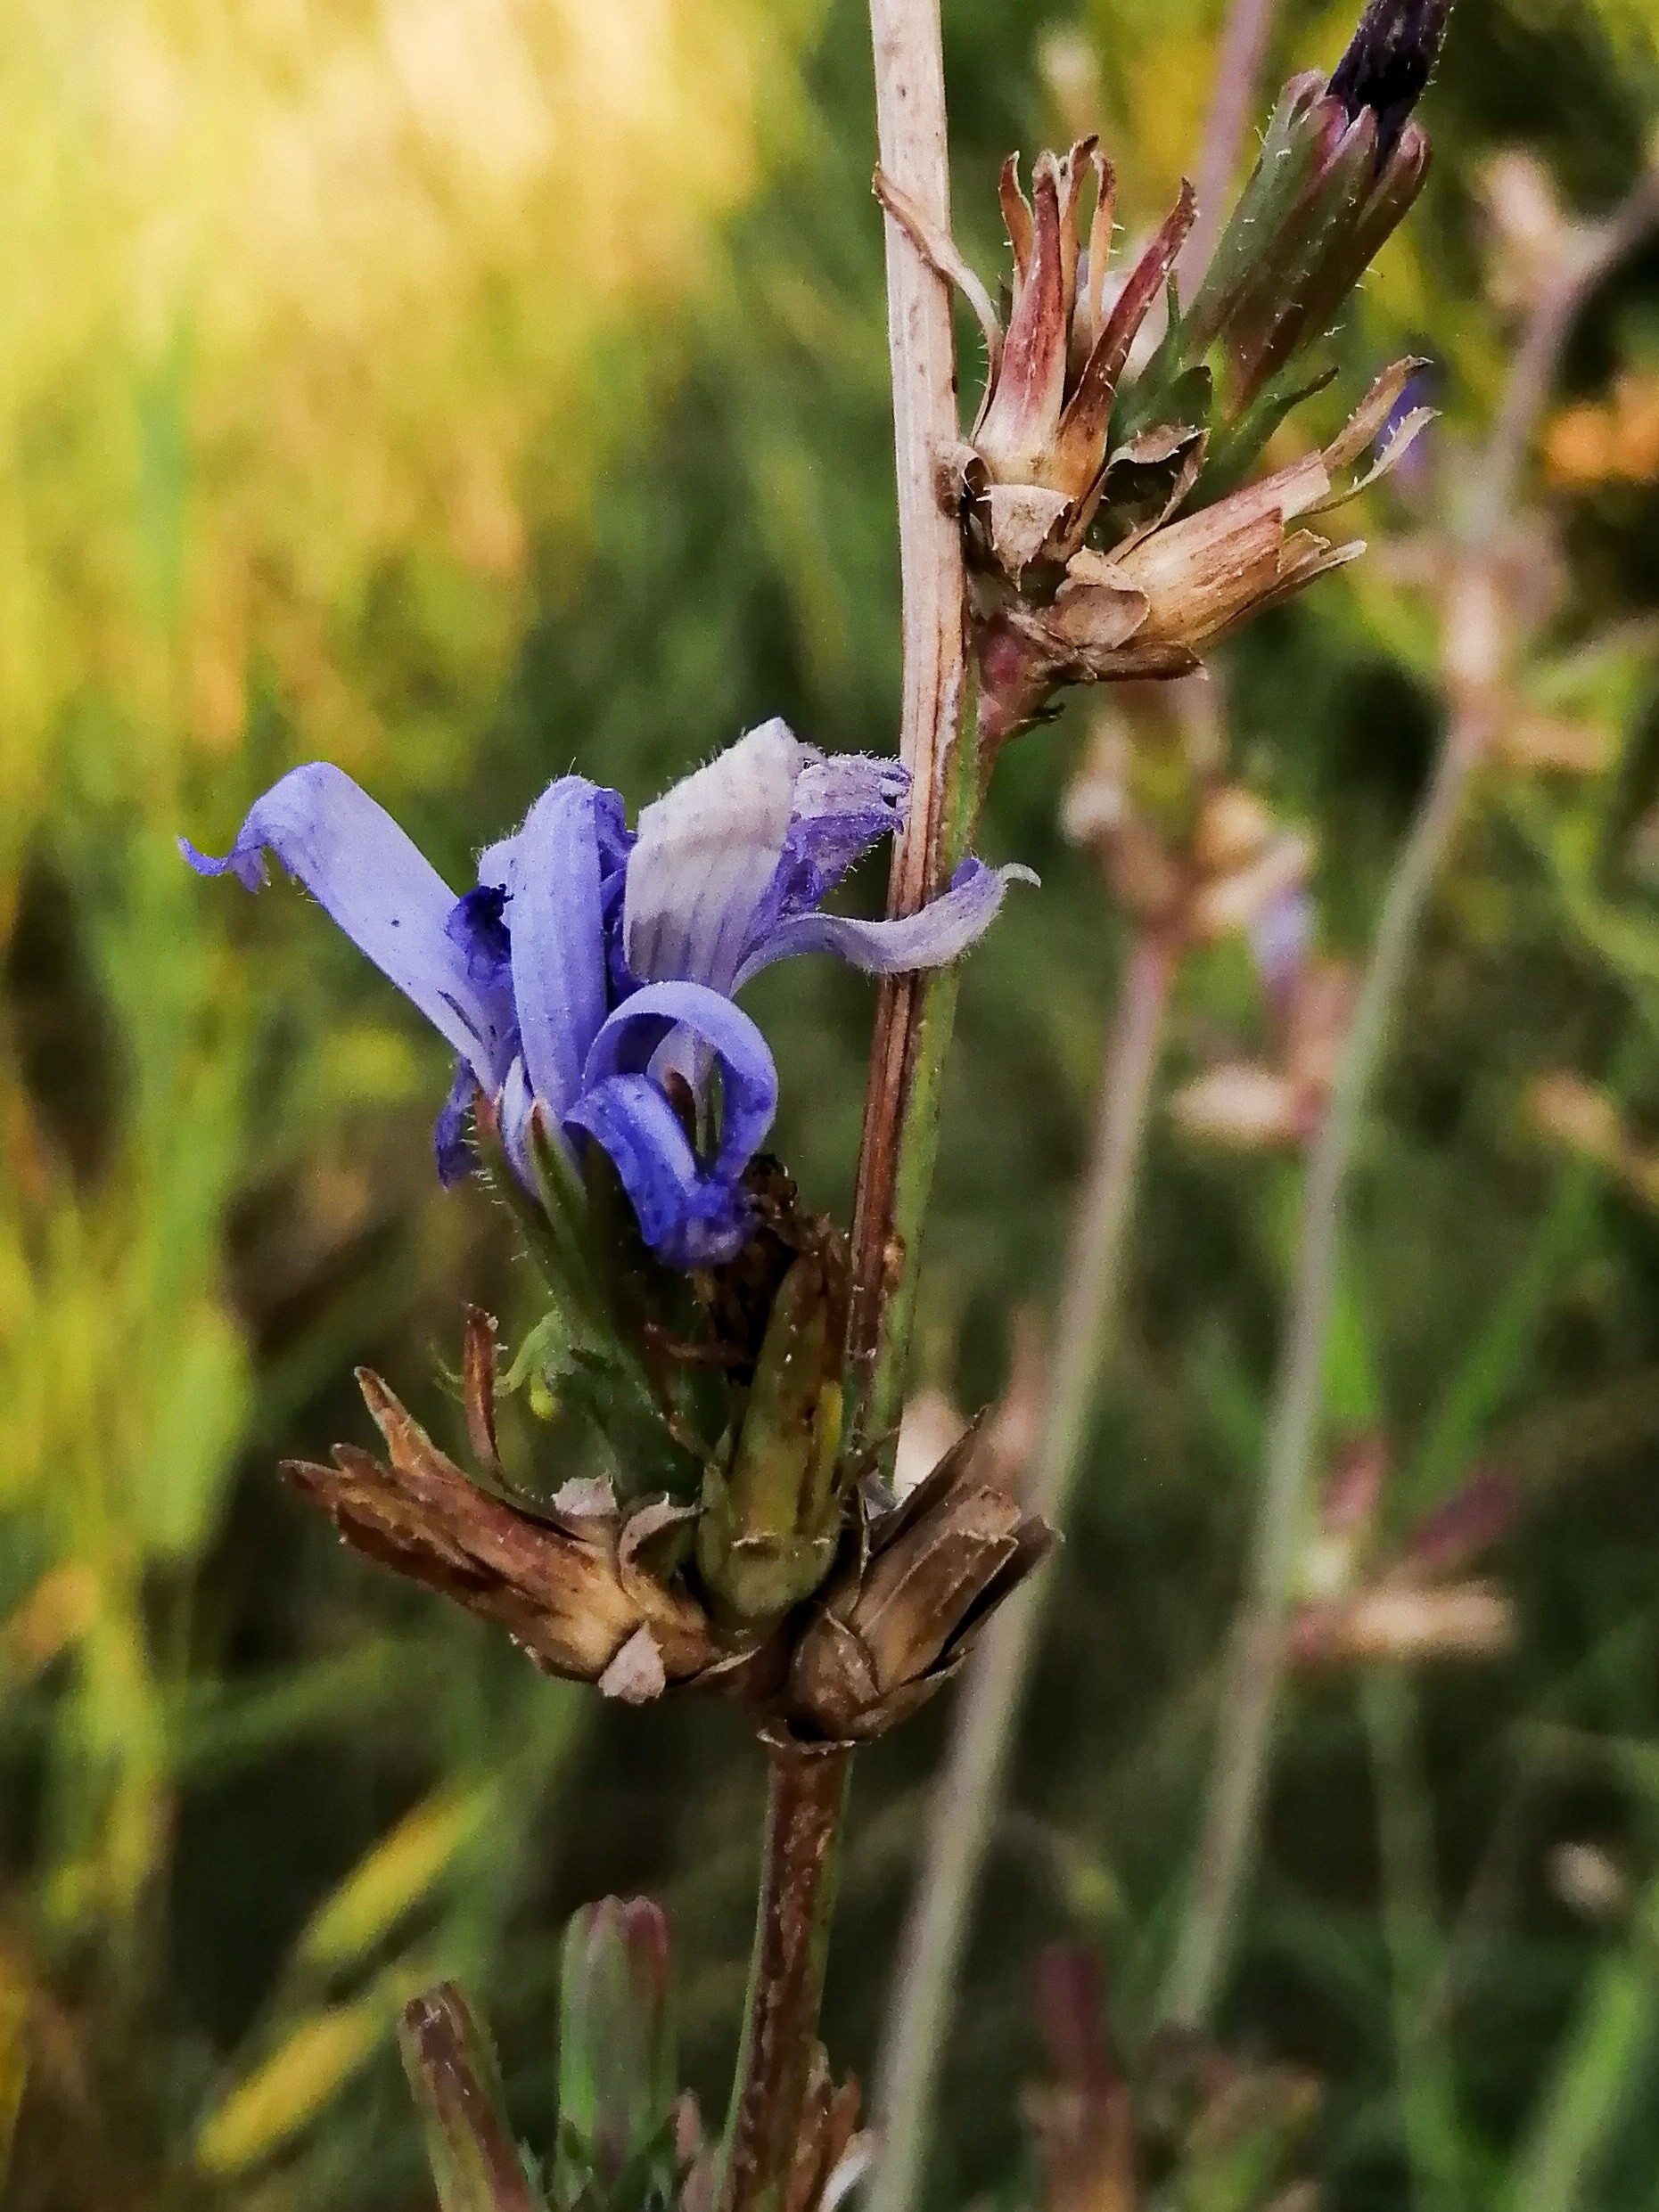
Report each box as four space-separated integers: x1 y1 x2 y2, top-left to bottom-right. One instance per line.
721 3 965 2199
1160 163 1659 2030
847 0 972 1457
719 1744 851 2212
1161 700 1485 2028
1501 1879 1659 2212
870 930 1177 2212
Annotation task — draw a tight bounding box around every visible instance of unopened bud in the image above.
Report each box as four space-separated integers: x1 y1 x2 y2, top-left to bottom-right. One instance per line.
558 1897 678 2193
1187 0 1451 408
697 1240 849 1624
400 1985 538 2212
1329 0 1455 161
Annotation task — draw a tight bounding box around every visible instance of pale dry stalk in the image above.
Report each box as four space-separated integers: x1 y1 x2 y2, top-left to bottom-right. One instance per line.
1161 157 1659 2030
721 3 969 2206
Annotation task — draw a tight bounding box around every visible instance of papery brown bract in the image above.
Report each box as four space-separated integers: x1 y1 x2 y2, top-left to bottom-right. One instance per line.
973 362 1433 748
282 1367 768 1704
784 1423 1052 1743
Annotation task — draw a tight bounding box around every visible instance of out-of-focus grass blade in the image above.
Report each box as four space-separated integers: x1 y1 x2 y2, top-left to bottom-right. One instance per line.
168 1643 432 1782
0 1952 29 2190
296 1785 498 1979
1502 1884 1659 2212
194 1999 386 2177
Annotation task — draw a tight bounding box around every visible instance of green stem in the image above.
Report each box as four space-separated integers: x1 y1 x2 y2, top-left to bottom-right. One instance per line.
851 717 983 1452
1502 1879 1659 2212
719 1744 851 2212
1365 1667 1466 2211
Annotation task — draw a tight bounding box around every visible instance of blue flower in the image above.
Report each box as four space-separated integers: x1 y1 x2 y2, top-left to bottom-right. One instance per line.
184 720 1032 1267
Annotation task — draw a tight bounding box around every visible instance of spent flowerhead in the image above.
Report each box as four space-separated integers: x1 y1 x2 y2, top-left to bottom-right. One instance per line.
877 0 1450 748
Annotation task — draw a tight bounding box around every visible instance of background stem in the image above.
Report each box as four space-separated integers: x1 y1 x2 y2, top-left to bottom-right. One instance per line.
1160 165 1659 2031
719 1747 850 2212
870 930 1177 2212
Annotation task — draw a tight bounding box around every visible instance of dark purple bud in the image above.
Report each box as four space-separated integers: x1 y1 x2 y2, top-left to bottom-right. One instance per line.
1329 0 1454 163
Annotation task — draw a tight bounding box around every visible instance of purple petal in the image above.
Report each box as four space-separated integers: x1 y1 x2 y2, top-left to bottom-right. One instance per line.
623 721 808 992
434 1061 480 1187
735 858 1038 986
745 753 910 948
443 886 518 1085
582 980 778 1191
181 762 497 1073
501 779 615 1118
565 1076 752 1266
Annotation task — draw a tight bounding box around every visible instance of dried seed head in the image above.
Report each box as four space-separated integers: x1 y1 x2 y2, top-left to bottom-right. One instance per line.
784 1425 1053 1743
281 1368 762 1699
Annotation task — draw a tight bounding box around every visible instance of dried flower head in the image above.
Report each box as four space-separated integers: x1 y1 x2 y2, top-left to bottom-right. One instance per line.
878 160 1431 748
874 3 1450 748
785 1421 1052 1742
284 1313 1052 1745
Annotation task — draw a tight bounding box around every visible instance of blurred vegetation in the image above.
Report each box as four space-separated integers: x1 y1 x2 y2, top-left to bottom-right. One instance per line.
4 0 1659 2205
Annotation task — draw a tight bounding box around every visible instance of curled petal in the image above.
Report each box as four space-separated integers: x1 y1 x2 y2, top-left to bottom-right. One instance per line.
748 751 909 943
736 859 1037 985
582 979 779 1193
504 779 613 1118
624 720 808 992
565 1077 752 1267
434 1061 480 1188
181 761 493 1074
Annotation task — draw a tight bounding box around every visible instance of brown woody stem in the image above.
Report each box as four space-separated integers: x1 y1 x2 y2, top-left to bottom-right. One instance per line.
719 1744 851 2212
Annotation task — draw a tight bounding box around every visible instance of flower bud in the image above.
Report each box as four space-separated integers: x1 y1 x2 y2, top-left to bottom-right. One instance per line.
557 1897 678 2197
696 1241 850 1625
399 1985 538 2212
1187 0 1452 409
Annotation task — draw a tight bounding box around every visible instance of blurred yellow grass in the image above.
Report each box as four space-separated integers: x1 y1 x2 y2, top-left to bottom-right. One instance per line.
0 0 801 858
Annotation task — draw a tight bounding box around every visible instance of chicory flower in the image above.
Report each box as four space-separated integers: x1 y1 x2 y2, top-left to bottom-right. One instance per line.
185 720 1029 1267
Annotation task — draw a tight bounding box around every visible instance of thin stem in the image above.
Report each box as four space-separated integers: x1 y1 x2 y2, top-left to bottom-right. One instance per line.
847 0 971 1454
720 3 965 2198
1161 702 1484 2028
1160 162 1659 2031
1365 1667 1466 2211
870 930 1176 2212
1181 0 1283 289
719 1745 850 2212
1481 165 1659 529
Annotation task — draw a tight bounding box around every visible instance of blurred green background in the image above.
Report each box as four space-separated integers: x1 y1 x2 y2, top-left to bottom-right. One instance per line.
4 0 1659 2203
